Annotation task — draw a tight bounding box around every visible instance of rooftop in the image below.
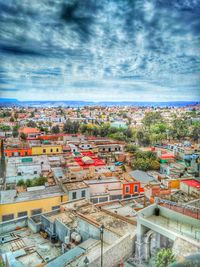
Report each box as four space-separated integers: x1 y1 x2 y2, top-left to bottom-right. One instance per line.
0 185 64 204
129 170 155 183
19 127 40 134
61 199 136 237
0 228 62 266
182 179 200 189
62 181 89 191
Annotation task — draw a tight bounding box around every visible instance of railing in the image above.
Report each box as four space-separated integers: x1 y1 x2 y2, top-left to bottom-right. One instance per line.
157 198 200 220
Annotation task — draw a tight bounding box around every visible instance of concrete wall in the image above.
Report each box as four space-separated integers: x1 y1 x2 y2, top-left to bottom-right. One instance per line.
77 217 100 241
28 218 41 233
90 233 135 267
68 188 90 201
159 206 200 228
0 217 28 234
173 237 200 260
55 219 70 242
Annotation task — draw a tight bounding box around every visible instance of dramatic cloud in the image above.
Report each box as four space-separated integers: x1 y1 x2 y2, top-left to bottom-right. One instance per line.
0 0 200 101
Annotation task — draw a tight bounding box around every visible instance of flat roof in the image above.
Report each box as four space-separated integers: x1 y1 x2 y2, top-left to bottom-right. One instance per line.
63 181 89 191
0 185 64 204
85 177 119 184
0 228 62 266
129 170 155 183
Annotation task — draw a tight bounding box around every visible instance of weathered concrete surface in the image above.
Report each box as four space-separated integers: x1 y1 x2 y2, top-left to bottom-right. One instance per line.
173 237 200 261
90 232 136 267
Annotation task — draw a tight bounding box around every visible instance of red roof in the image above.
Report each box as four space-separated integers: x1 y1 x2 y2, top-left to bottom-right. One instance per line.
182 179 200 189
19 127 40 134
159 153 175 159
74 152 105 169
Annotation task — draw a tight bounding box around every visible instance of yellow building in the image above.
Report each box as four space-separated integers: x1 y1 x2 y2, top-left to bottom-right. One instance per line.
31 145 62 155
0 186 68 222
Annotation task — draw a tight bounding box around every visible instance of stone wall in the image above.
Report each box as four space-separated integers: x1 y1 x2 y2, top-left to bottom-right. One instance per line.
173 237 200 261
90 233 135 267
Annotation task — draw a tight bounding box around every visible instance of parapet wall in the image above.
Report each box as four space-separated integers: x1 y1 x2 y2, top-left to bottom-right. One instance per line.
0 216 28 234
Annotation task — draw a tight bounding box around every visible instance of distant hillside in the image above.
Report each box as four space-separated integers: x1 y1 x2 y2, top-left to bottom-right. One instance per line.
0 98 199 107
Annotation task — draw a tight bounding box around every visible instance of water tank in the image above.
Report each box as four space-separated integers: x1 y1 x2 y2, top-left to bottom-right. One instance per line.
71 232 81 243
74 233 81 243
71 232 77 241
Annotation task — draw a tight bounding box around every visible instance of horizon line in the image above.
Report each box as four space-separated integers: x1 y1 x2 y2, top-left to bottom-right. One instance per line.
0 98 199 103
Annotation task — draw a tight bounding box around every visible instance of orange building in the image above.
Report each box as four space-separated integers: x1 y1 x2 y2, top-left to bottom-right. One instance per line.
19 127 40 138
5 147 32 157
122 181 141 196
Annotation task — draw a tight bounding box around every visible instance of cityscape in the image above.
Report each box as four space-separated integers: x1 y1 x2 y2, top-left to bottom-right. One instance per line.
0 1 200 267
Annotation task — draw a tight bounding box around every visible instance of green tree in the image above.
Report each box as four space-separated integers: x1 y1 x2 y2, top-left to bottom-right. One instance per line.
0 125 11 132
20 132 27 140
142 111 163 128
27 120 37 128
30 111 35 117
51 125 60 134
190 122 200 142
171 118 189 140
132 151 159 171
32 176 47 186
0 260 5 267
125 144 138 153
14 112 18 120
136 130 150 146
63 119 80 134
155 248 175 267
25 179 32 187
17 179 25 187
12 125 19 137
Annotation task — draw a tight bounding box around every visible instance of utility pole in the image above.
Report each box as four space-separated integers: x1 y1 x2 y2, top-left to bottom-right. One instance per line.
100 224 104 267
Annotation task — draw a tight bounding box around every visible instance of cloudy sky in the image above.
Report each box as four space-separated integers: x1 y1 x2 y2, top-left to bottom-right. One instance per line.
0 0 200 102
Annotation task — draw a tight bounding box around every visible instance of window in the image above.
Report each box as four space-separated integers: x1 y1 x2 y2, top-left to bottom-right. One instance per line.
110 195 122 200
102 148 105 151
18 152 21 156
25 152 28 156
2 214 14 222
31 208 42 216
56 148 59 152
81 190 86 198
17 172 22 176
134 185 138 193
115 147 117 151
52 205 60 210
91 198 98 204
72 192 77 200
99 197 108 203
43 149 46 153
34 171 37 174
125 186 130 193
18 211 28 217
124 194 131 199
50 149 53 152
